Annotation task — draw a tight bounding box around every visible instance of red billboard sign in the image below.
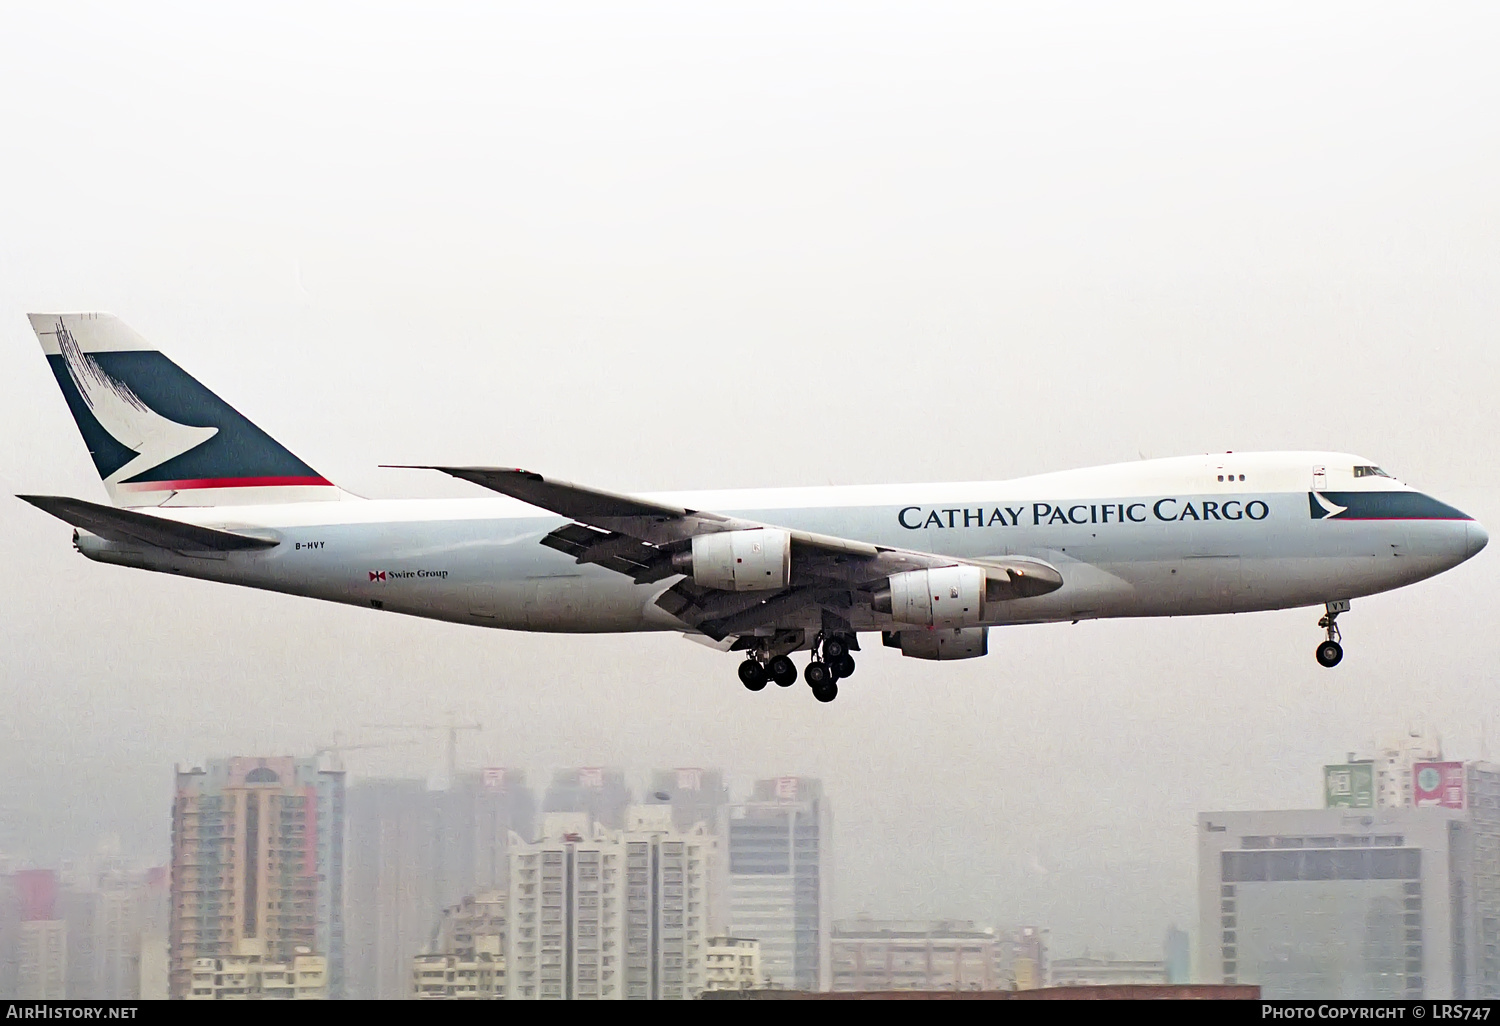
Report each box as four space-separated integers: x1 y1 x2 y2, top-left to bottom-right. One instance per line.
1414 761 1465 809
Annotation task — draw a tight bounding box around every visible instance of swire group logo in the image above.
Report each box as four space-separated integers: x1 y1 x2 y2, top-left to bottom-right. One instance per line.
366 569 449 582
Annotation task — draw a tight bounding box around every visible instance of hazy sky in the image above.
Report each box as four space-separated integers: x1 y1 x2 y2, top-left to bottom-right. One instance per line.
2 3 1498 956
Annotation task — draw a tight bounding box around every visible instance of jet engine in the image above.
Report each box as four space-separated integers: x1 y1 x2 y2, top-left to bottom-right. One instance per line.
871 565 987 627
672 528 791 591
883 627 989 660
871 560 1064 626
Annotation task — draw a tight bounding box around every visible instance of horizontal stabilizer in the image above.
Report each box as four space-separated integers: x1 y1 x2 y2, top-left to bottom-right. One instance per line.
17 494 278 552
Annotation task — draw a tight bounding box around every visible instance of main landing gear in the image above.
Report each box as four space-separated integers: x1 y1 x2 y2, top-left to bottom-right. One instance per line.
738 634 857 702
803 632 857 703
1315 600 1349 668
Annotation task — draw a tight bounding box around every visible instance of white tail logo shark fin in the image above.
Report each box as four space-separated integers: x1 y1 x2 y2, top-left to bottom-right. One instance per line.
1311 491 1349 519
55 320 217 483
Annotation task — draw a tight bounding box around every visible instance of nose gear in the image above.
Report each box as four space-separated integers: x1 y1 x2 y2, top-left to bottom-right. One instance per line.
1315 600 1348 668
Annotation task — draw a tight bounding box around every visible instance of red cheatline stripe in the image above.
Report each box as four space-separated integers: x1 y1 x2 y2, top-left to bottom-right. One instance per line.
117 475 335 491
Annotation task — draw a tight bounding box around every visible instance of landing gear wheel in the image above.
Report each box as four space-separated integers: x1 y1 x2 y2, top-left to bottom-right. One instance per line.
823 637 850 662
1316 640 1343 668
804 661 832 687
1315 600 1347 668
833 654 856 679
738 659 768 691
812 681 838 703
768 655 797 687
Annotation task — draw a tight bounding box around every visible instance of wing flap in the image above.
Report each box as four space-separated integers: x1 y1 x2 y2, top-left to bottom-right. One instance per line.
537 521 677 581
18 494 278 552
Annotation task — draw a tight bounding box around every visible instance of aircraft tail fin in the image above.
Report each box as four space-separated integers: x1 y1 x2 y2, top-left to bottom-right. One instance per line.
28 313 343 507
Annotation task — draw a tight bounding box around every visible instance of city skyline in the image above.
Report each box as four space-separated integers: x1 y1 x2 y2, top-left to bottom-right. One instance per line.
12 733 1498 969
9 742 1500 997
12 724 1500 961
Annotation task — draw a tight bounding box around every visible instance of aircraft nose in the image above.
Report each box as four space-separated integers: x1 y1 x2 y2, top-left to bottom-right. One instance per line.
1468 520 1489 560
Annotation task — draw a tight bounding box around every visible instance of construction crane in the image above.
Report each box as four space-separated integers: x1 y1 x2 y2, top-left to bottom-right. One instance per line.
312 738 419 772
361 712 482 788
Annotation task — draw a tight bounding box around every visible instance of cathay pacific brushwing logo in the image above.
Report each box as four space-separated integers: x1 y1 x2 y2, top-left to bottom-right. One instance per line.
54 320 218 484
1309 492 1349 520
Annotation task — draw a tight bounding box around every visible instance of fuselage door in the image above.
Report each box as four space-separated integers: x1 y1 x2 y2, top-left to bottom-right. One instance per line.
1313 465 1327 491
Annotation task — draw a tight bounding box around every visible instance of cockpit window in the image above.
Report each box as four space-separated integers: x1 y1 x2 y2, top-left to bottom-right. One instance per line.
1354 466 1391 478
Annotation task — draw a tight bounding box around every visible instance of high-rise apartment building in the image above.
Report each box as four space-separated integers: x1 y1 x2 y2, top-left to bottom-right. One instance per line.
465 770 536 890
541 768 632 831
646 769 730 834
621 805 711 999
14 870 65 999
137 865 170 1001
170 757 345 1000
507 807 712 999
344 768 533 1000
1375 731 1444 809
647 768 730 934
59 865 169 999
830 919 995 991
345 778 449 1001
728 777 831 991
18 921 66 999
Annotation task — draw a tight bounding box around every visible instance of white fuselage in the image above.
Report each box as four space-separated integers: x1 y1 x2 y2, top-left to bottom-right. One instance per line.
71 452 1485 637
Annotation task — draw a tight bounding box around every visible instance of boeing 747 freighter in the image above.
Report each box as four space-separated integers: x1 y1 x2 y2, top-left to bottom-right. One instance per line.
18 314 1488 702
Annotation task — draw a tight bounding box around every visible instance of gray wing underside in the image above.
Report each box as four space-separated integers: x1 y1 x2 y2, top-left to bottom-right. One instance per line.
394 466 1061 640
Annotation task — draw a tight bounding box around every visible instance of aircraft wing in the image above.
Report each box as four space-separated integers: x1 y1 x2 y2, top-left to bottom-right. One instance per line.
18 494 279 552
402 466 1062 640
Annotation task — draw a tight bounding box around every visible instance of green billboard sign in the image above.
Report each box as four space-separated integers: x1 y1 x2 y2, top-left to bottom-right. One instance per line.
1324 762 1375 808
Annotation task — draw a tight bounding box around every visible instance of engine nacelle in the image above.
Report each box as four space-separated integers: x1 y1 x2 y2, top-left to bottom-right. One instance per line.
871 565 986 627
674 529 791 591
883 628 989 660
